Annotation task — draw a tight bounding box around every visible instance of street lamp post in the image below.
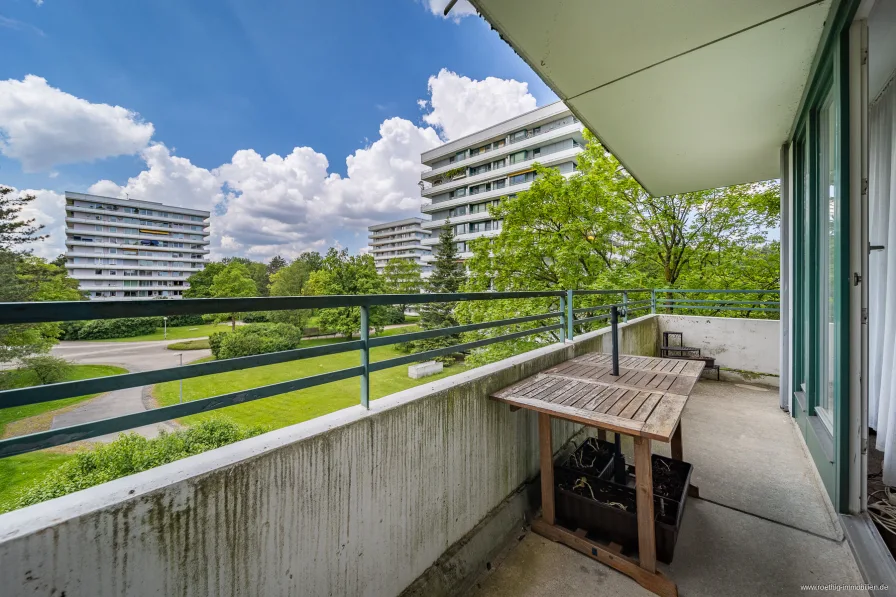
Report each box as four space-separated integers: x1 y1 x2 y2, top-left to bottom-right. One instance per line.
163 316 168 340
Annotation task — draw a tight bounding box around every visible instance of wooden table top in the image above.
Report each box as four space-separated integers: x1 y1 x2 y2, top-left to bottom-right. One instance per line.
490 353 704 442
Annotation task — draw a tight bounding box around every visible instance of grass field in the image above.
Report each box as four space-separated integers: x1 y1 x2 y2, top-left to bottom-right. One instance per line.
0 364 128 437
167 339 210 350
89 322 235 343
154 326 461 429
0 451 76 513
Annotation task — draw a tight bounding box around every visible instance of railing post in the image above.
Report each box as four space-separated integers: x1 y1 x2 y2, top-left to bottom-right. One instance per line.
610 305 620 377
566 289 574 341
559 293 567 343
360 305 370 409
622 291 629 323
650 289 657 314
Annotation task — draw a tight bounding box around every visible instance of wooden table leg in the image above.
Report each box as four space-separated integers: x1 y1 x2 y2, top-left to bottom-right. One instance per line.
634 436 656 573
538 413 555 525
670 422 683 461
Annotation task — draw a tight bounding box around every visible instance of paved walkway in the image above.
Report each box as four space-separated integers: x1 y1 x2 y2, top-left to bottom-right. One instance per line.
50 340 211 442
472 381 866 596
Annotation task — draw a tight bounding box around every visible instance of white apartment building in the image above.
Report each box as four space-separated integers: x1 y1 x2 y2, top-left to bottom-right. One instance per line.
63 192 210 300
368 217 432 276
419 102 585 261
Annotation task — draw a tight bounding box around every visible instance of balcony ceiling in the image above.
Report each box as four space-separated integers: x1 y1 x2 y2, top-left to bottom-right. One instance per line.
467 0 832 196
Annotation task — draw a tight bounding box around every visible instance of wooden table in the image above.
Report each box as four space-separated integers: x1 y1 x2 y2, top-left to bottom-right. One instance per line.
491 353 704 597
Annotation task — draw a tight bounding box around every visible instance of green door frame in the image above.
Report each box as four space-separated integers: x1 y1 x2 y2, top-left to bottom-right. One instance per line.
789 0 858 513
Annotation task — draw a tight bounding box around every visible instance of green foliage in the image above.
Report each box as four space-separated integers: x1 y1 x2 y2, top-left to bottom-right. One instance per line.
12 419 266 510
165 314 205 327
209 323 303 360
62 317 161 340
209 261 259 330
267 254 287 275
223 257 270 296
1 251 84 363
1 186 47 249
21 355 72 385
303 248 386 338
183 261 225 298
413 224 466 363
267 255 319 330
383 258 422 315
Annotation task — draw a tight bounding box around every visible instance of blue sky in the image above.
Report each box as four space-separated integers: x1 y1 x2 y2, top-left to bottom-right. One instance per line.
0 0 558 259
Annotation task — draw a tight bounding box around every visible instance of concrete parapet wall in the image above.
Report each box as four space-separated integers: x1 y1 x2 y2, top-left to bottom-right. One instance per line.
657 315 780 386
0 316 659 597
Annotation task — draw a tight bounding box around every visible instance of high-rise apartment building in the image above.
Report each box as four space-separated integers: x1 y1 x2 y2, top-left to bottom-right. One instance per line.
419 102 584 262
367 218 432 276
63 192 211 300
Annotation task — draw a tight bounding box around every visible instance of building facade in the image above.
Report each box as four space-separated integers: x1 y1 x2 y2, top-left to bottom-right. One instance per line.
63 192 210 300
367 217 432 276
419 102 585 262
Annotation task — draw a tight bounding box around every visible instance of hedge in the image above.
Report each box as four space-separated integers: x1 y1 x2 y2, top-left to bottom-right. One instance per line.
10 419 266 512
61 317 162 340
209 323 303 360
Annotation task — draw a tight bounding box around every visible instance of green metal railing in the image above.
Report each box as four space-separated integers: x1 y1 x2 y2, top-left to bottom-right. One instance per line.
653 289 780 315
0 288 777 458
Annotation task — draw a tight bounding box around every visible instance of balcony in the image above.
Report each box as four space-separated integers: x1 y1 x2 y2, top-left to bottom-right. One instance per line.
421 146 582 198
0 289 869 596
421 121 585 182
65 216 211 236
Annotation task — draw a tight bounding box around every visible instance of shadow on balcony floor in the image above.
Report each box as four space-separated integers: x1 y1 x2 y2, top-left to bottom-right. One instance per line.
471 381 866 596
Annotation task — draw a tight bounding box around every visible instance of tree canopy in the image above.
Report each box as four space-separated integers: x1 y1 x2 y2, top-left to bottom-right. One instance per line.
304 248 385 338
209 261 259 330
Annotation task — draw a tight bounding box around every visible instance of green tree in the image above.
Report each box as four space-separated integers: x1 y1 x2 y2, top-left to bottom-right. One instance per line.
294 251 324 273
209 261 258 330
184 262 226 298
383 258 422 315
1 187 47 249
267 255 287 275
223 257 270 296
303 248 385 338
267 257 317 329
413 224 465 362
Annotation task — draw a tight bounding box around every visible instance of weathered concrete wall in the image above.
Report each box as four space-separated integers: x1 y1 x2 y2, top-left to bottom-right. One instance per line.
657 315 780 386
0 316 658 597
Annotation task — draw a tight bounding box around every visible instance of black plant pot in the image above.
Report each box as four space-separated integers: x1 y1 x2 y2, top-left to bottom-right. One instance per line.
555 446 692 564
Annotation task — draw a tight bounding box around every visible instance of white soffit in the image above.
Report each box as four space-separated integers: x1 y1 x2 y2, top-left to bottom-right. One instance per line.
470 0 832 196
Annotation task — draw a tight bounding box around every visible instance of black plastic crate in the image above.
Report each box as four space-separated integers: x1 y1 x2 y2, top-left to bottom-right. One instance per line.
555 437 615 479
555 454 692 564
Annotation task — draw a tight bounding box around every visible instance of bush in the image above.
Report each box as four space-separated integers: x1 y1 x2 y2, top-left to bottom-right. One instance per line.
21 355 72 385
209 323 303 360
166 339 210 350
166 314 205 327
380 306 406 325
241 312 270 323
61 317 162 340
12 419 266 510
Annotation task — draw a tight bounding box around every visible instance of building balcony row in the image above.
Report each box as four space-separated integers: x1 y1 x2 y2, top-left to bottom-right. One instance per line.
368 226 426 240
65 216 210 237
66 229 210 247
421 146 581 198
420 121 584 183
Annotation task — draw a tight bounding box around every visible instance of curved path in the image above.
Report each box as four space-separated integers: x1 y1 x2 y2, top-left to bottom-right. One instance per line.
49 340 211 442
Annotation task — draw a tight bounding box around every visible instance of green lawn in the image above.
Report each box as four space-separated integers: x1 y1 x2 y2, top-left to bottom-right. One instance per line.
0 451 77 513
0 364 128 436
92 322 235 343
154 327 462 429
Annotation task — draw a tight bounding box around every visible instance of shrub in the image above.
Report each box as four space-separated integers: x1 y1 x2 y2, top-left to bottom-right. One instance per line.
209 323 303 360
21 355 72 385
166 339 210 350
12 419 266 511
165 314 205 327
64 317 162 340
241 312 270 323
380 306 406 325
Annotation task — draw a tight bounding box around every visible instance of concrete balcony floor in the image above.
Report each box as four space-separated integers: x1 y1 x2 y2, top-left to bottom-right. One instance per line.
472 381 867 596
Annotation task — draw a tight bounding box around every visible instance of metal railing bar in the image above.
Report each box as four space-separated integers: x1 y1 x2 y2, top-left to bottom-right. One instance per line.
656 299 780 306
0 291 565 325
572 303 624 315
656 304 780 313
369 323 563 372
0 340 364 409
0 366 364 458
369 311 561 348
653 289 780 294
571 288 651 295
576 314 612 325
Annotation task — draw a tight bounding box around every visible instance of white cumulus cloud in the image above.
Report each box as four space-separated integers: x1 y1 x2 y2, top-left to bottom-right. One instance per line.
3 187 67 259
421 69 537 141
0 75 153 172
